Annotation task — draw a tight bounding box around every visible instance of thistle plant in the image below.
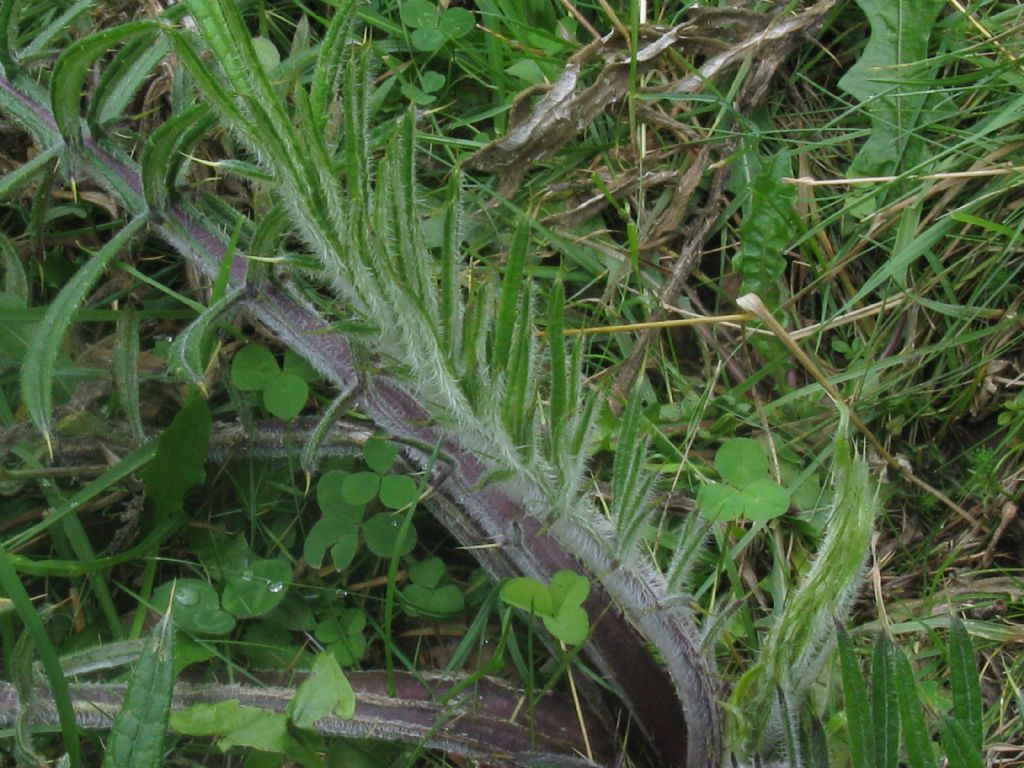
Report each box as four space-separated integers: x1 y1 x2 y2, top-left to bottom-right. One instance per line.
0 2 890 767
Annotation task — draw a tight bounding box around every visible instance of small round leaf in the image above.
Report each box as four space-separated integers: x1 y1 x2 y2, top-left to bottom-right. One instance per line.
379 474 418 509
439 8 474 39
499 577 552 616
222 559 292 618
363 512 417 557
342 471 380 506
363 436 399 474
231 344 279 391
262 371 308 419
715 438 769 487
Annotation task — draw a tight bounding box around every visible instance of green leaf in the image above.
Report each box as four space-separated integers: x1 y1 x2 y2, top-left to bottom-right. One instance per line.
51 22 156 144
838 0 946 178
141 391 211 519
262 371 308 419
316 470 364 524
715 438 769 487
499 576 553 616
492 219 529 373
89 29 167 130
938 717 985 768
408 557 446 589
400 0 439 29
250 36 280 71
948 617 983 754
734 479 791 523
543 603 589 646
153 579 235 636
342 471 381 506
363 436 400 474
21 216 146 447
837 625 874 768
101 611 175 768
221 559 291 618
141 104 218 210
168 288 241 388
548 570 589 612
735 151 795 307
363 513 417 558
231 344 280 391
894 646 937 768
303 517 359 569
287 652 356 728
379 474 418 510
439 7 474 39
113 306 145 441
411 27 445 51
870 632 899 768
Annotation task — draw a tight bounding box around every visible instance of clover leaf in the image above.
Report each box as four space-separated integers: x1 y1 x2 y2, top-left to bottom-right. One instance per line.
153 578 235 636
400 0 474 52
231 343 310 419
697 438 792 522
499 570 591 645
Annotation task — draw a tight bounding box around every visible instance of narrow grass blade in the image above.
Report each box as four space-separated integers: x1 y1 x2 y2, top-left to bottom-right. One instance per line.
20 216 146 449
837 624 873 768
51 22 156 144
101 609 175 768
948 617 983 754
18 0 94 62
0 547 80 767
893 645 937 768
871 632 899 768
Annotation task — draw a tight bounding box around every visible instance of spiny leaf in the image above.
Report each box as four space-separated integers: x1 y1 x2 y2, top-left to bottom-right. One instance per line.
311 0 358 133
101 610 175 768
141 103 217 211
492 218 529 373
21 216 147 448
88 27 166 131
51 22 157 144
438 170 463 359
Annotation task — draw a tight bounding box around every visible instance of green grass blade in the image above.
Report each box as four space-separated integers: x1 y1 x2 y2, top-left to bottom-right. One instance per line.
18 0 94 62
50 21 156 144
871 632 899 768
948 617 983 754
546 279 567 447
439 170 463 360
837 624 874 768
893 645 937 768
21 216 146 448
101 610 175 768
0 548 81 767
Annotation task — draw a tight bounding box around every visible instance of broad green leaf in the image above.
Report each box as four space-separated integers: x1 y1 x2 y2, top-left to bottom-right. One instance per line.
363 513 417 558
838 0 946 178
948 617 983 754
894 646 937 768
342 471 381 506
734 479 791 523
735 151 795 307
51 22 156 144
408 557 446 589
715 438 769 487
287 652 356 727
250 36 280 71
499 576 552 616
837 625 873 768
262 371 308 419
303 517 359 569
379 474 418 509
231 344 280 390
221 559 291 618
363 436 400 474
870 632 899 768
316 470 364 524
141 391 211 519
101 612 175 768
21 216 146 447
543 603 588 646
153 579 235 636
548 570 589 612
411 27 445 51
400 0 438 29
439 8 474 38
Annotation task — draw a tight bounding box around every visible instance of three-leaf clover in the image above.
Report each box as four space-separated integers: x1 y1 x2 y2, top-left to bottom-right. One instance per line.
697 438 791 522
231 344 316 419
401 556 465 619
499 570 591 646
400 0 474 52
315 607 368 667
